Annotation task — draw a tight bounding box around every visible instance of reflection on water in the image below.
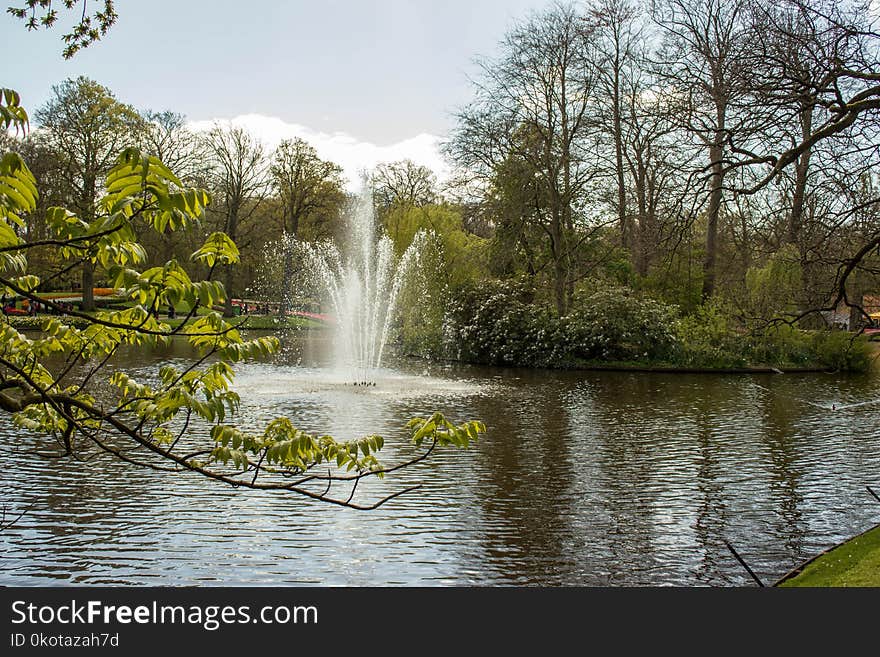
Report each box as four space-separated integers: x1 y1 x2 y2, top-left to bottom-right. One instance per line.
1 331 879 586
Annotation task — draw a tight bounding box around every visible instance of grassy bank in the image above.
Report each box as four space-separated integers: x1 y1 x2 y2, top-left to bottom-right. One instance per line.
777 523 880 587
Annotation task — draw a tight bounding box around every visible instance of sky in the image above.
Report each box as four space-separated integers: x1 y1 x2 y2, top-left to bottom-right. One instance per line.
3 0 554 186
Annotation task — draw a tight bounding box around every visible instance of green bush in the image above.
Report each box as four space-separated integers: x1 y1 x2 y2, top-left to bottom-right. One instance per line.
5 315 92 330
673 298 747 368
673 298 870 371
744 245 803 319
444 281 680 367
442 281 870 372
810 331 871 371
562 287 680 362
745 323 813 366
443 278 558 366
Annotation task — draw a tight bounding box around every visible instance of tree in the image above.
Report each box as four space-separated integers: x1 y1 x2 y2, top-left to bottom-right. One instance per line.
726 0 880 323
588 0 642 249
651 0 752 299
203 124 268 317
136 110 206 267
269 138 346 315
621 85 689 279
729 0 880 191
139 110 203 185
371 159 438 212
33 76 145 311
447 3 602 316
1 93 485 509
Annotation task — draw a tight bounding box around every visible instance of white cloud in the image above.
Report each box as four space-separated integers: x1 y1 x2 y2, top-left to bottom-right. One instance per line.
187 114 449 191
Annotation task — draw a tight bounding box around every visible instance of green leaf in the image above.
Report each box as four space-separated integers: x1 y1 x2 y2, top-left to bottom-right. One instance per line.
191 232 240 266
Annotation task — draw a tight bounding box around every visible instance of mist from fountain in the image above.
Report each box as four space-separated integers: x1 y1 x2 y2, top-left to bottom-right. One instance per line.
301 188 426 384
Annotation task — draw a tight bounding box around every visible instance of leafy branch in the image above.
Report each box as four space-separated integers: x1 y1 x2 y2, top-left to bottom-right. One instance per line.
7 0 117 58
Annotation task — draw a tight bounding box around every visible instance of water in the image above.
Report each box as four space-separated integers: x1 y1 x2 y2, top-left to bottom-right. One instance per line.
1 333 879 586
300 190 425 379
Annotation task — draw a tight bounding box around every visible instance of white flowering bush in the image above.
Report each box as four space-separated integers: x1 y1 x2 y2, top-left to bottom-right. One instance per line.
562 287 680 362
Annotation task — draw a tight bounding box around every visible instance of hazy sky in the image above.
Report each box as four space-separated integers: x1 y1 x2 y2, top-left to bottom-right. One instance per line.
4 0 554 184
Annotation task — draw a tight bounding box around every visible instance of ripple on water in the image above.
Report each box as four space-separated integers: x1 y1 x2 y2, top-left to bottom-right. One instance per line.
2 345 880 585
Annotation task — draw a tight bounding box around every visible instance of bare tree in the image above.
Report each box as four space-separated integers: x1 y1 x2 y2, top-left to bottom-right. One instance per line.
136 111 206 266
729 0 880 322
371 159 438 211
588 0 642 249
203 124 269 316
622 85 694 278
651 0 752 299
447 2 601 315
140 110 203 185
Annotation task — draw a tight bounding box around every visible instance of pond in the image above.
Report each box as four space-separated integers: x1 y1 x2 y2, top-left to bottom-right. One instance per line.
2 331 879 586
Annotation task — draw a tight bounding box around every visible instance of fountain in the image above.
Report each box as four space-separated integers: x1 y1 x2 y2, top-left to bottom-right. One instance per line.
299 187 426 383
239 194 484 443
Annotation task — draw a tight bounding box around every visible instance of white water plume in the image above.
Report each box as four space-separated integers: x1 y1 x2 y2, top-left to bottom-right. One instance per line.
300 190 426 381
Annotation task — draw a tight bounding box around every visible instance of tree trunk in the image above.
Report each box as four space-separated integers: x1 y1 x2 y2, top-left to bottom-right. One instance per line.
702 140 724 300
81 262 95 312
787 103 813 246
81 174 97 312
612 67 628 249
634 164 649 277
549 210 568 317
554 256 567 318
223 264 236 318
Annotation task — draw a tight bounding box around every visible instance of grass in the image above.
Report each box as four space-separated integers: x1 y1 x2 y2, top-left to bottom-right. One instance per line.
778 523 880 587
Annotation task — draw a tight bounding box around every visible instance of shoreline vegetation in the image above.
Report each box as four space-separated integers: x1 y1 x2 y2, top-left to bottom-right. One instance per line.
408 282 876 374
5 310 873 374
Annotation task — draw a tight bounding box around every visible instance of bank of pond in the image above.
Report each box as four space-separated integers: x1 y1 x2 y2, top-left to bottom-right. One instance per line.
777 522 880 587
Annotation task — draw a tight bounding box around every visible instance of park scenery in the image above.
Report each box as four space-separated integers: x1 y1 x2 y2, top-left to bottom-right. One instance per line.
1 0 879 587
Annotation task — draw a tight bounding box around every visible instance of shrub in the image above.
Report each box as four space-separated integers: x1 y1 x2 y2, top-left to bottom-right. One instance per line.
444 281 680 367
563 286 680 362
673 298 747 368
810 330 871 371
443 278 559 366
443 282 870 372
745 323 813 366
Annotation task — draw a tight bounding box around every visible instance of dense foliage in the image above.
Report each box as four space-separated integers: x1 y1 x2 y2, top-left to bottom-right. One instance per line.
443 279 870 371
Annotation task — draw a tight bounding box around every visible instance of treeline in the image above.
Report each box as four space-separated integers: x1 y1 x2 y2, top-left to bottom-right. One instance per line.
404 0 880 370
443 0 880 328
5 0 880 371
1 76 466 318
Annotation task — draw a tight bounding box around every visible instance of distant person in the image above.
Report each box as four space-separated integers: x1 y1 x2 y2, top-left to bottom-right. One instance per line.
168 304 176 319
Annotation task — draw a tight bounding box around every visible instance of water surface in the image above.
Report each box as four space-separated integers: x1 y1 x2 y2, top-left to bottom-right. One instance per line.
2 332 879 586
